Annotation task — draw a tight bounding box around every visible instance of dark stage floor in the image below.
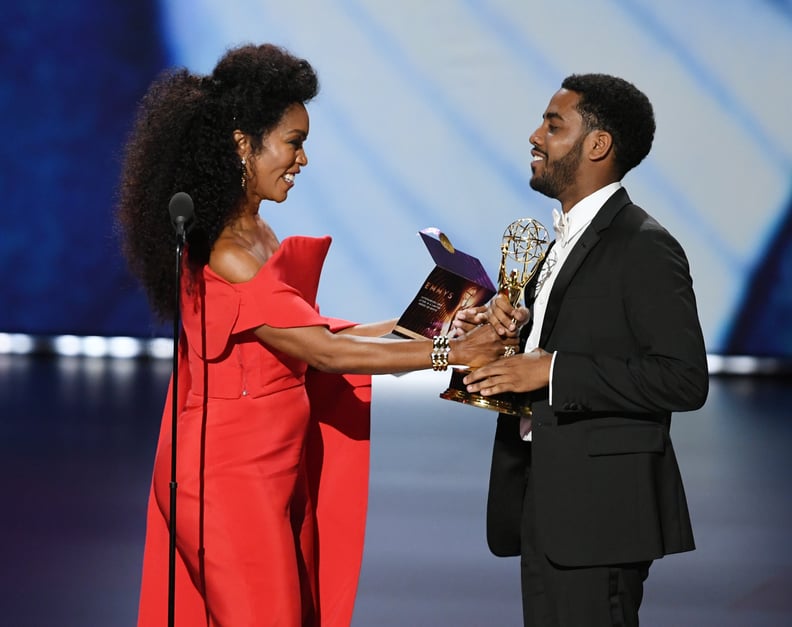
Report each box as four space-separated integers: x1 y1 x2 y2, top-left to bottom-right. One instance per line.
1 354 791 626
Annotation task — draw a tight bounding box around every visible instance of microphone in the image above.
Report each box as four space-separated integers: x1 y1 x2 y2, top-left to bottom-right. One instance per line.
168 192 194 238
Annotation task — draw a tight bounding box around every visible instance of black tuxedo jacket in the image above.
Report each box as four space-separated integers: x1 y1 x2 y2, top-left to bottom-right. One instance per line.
487 187 708 567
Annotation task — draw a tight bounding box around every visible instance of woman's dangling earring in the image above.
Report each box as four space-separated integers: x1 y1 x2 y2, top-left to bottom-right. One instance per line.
240 157 247 191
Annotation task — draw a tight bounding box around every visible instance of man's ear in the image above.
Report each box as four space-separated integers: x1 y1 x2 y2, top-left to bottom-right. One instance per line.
588 130 613 163
233 130 249 158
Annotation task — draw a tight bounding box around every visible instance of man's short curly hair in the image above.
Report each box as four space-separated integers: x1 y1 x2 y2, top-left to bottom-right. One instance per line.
561 74 655 179
116 44 319 319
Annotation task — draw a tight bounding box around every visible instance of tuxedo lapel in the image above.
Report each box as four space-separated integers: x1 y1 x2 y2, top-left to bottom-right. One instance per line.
539 230 599 345
538 188 632 346
525 240 555 307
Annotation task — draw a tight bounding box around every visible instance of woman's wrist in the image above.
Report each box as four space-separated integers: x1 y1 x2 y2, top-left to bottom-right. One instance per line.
430 335 451 371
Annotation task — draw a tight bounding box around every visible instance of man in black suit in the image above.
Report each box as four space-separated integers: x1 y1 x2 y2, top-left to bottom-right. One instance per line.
460 74 709 626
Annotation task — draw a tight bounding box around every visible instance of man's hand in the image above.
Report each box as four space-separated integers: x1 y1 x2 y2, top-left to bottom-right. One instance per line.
488 293 530 338
462 348 552 396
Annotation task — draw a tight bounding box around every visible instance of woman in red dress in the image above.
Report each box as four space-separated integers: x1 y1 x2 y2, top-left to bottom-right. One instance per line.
116 44 512 627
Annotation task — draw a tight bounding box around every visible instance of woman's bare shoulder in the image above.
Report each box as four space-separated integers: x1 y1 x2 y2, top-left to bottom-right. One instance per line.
209 237 263 283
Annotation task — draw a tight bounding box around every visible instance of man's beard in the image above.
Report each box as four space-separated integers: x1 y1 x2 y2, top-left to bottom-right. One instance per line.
529 135 585 199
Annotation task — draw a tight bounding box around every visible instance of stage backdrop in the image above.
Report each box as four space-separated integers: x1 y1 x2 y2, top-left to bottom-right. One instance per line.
1 0 791 357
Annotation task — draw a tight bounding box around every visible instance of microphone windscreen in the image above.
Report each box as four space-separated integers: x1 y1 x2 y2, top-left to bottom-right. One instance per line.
168 191 194 224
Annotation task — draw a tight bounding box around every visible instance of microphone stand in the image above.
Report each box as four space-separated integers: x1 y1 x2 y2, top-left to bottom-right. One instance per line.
167 191 193 627
168 222 185 627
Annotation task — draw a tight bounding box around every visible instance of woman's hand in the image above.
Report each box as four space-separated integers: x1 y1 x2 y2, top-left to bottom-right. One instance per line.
450 322 518 369
449 305 488 338
449 295 530 340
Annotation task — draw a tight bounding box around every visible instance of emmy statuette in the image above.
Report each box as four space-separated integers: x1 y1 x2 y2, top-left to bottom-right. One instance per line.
439 218 549 416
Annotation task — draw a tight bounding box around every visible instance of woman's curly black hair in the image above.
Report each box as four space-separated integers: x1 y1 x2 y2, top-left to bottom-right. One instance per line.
561 73 655 179
116 43 319 320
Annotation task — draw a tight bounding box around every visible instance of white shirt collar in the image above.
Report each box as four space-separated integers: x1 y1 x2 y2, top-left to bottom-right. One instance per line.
554 181 622 248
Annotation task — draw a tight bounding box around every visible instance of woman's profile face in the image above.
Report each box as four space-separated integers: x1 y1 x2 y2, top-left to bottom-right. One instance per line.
247 102 309 203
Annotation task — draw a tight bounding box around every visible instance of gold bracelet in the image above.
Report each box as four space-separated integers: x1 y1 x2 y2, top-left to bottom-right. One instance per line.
431 335 450 371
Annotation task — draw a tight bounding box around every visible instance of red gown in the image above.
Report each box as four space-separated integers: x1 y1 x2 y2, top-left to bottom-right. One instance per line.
137 236 372 626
